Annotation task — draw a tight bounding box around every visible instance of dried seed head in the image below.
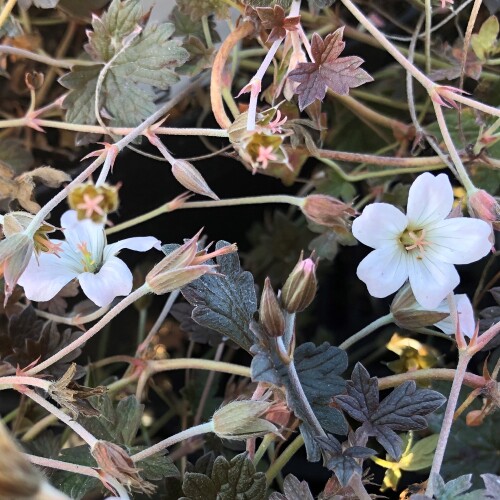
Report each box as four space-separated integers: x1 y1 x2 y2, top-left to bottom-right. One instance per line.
91 440 155 495
212 400 280 440
259 277 285 337
281 252 317 313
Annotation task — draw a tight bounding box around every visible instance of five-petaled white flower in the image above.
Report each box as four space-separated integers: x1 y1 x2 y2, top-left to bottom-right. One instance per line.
352 173 491 309
18 210 161 307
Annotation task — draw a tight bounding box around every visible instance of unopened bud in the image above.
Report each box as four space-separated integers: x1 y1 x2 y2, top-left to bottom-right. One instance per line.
146 232 237 295
281 252 317 313
468 189 500 229
91 441 155 494
466 409 485 427
259 277 285 337
25 71 44 90
301 194 356 228
391 285 449 330
212 400 280 440
171 160 219 200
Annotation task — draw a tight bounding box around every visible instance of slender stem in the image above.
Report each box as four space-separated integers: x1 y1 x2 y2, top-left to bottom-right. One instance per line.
26 284 150 376
339 313 393 350
350 475 372 500
106 195 303 235
426 351 471 497
136 290 180 356
201 15 213 49
432 101 476 194
424 0 432 75
265 434 304 484
23 388 98 447
131 422 213 462
0 376 51 391
0 0 17 28
147 358 251 378
253 433 276 467
377 368 486 391
26 454 99 479
136 308 148 346
0 44 97 67
469 317 500 354
211 20 255 128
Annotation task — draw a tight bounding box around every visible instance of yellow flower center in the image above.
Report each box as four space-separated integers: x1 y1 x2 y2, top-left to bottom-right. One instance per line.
400 229 429 258
77 242 97 272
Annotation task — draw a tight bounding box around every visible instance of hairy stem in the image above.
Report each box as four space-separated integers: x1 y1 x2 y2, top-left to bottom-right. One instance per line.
265 434 304 484
426 351 471 496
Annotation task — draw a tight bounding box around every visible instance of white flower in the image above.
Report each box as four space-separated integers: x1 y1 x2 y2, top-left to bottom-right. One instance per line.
352 173 491 309
18 211 161 307
433 294 475 338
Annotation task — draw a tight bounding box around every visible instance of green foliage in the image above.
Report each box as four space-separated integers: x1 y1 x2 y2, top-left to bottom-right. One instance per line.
181 453 266 500
176 0 228 21
59 0 188 126
269 474 314 500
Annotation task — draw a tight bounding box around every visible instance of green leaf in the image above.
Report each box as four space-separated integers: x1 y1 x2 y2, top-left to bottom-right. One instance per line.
178 36 215 77
471 16 499 61
429 473 476 500
59 0 188 126
129 446 180 481
180 241 258 352
170 6 220 42
78 394 143 445
58 0 110 20
181 453 266 500
176 0 228 21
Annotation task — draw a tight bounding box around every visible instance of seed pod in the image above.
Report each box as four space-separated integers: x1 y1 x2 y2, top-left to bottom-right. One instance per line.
259 277 285 337
281 252 317 313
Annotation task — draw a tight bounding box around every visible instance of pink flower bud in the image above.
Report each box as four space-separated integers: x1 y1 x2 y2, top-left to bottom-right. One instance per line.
171 160 219 200
468 189 500 228
281 252 318 313
301 194 356 229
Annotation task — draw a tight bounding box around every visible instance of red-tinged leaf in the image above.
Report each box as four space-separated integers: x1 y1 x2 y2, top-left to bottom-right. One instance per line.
288 28 373 111
257 5 300 43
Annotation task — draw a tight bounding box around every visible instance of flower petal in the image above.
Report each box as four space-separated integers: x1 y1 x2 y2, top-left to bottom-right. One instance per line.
352 203 407 248
356 245 409 298
406 173 453 228
61 210 105 260
78 256 133 307
425 217 492 264
103 236 161 261
407 255 459 309
434 294 475 338
18 250 78 302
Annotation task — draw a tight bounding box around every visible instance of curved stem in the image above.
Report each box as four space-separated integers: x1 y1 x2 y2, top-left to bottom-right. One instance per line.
25 284 150 376
130 422 213 462
0 376 51 391
35 305 110 326
106 195 303 235
211 20 255 129
23 388 98 447
147 358 251 378
377 368 486 391
339 313 394 350
0 0 17 29
26 454 99 479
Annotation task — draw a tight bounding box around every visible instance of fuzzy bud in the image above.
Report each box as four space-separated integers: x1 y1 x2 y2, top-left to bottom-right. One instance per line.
259 277 285 337
171 160 219 200
212 400 280 440
91 441 155 494
281 252 317 313
468 189 500 229
301 194 356 228
390 284 449 330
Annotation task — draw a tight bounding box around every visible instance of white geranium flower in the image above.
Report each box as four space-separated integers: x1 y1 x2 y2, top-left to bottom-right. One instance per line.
352 173 491 309
18 210 161 307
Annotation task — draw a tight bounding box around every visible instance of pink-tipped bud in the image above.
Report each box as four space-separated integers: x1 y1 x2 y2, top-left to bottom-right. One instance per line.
259 277 285 337
468 189 500 229
171 160 219 200
301 195 356 228
281 252 318 313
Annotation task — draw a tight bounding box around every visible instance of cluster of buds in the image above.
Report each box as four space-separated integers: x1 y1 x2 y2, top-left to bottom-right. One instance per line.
68 182 119 223
146 230 237 295
91 441 155 495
